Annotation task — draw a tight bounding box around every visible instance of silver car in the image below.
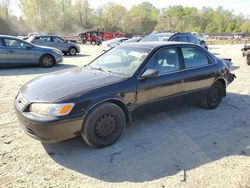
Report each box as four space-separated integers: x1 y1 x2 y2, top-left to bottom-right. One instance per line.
28 35 81 56
0 35 63 68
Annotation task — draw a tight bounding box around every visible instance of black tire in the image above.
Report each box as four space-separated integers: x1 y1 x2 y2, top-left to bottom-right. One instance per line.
68 47 77 56
202 81 224 109
81 103 125 148
39 54 55 68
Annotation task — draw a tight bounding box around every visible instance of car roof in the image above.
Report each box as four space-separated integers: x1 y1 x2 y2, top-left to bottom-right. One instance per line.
120 41 192 49
0 35 20 39
34 35 60 37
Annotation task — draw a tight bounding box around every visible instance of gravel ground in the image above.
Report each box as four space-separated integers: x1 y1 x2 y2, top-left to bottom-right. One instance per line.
0 44 250 188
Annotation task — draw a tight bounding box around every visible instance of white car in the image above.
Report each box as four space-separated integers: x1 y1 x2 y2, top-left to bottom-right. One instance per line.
102 37 128 50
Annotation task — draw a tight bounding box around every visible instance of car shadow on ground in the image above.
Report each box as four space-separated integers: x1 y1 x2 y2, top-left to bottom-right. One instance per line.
63 54 90 58
0 64 78 77
43 92 250 183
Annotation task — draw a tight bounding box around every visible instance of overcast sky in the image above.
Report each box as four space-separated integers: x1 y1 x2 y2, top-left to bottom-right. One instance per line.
9 0 250 18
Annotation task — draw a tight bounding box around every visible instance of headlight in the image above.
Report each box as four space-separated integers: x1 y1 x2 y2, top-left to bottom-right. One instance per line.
29 103 75 117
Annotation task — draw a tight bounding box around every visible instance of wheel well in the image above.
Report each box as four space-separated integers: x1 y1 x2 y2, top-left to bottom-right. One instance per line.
216 79 226 97
89 99 132 127
39 54 55 64
69 46 76 50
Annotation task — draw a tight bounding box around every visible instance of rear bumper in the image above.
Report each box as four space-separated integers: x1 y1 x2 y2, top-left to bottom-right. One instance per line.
15 106 84 143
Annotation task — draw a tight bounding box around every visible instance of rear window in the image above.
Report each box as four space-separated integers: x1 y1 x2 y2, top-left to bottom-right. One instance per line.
141 33 171 42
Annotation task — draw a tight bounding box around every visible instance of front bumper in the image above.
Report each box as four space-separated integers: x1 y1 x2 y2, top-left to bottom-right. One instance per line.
15 103 84 143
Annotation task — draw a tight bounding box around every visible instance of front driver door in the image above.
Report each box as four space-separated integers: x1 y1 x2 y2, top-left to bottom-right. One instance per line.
136 47 185 110
52 37 67 52
2 38 38 65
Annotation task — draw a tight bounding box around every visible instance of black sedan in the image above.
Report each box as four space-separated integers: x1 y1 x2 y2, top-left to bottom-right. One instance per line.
15 42 235 148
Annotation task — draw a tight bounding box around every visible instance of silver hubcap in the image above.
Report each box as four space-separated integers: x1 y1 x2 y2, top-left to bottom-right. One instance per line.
70 48 76 55
43 56 53 67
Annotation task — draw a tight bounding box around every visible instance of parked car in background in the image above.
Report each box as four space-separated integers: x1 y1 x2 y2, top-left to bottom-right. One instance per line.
102 37 128 50
15 42 235 148
27 35 80 56
241 43 250 65
140 32 208 50
0 35 63 68
122 37 142 43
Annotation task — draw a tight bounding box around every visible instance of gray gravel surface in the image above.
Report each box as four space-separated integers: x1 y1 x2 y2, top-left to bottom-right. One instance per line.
0 44 249 188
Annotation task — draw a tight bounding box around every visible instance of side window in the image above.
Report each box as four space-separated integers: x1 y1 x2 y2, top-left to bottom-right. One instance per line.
188 36 199 44
181 47 209 68
3 38 26 48
146 48 180 74
54 37 65 43
39 36 52 42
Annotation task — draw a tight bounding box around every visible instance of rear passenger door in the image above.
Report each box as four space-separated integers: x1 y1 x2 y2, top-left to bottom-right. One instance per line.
180 46 218 103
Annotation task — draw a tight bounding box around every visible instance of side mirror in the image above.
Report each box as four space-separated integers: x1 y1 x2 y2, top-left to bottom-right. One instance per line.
140 69 159 79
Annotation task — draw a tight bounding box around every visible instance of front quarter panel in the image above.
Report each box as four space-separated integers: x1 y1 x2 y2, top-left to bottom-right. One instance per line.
58 77 137 116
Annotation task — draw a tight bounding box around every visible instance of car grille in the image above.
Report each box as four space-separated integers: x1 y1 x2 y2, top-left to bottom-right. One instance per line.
16 93 29 111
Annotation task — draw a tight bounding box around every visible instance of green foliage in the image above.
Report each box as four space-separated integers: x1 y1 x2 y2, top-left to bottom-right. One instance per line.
0 0 250 35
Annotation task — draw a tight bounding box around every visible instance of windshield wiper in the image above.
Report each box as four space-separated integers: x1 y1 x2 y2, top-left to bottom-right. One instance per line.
90 66 112 74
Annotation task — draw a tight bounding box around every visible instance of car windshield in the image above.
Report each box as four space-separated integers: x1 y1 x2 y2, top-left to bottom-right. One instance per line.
141 33 172 42
88 46 151 76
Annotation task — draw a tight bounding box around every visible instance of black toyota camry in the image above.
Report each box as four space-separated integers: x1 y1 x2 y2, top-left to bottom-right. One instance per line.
15 42 235 148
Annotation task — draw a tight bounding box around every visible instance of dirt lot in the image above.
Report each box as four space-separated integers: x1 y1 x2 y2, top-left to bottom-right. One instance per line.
0 44 250 188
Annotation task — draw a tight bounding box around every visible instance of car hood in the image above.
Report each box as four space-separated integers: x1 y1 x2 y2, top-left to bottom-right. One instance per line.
20 67 126 102
35 45 60 51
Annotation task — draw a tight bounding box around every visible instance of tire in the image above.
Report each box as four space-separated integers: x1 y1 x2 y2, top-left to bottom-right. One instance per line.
68 47 77 56
39 54 55 68
63 52 68 56
81 102 125 148
202 81 224 109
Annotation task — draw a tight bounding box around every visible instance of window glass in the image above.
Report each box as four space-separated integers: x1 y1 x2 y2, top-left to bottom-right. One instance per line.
181 47 209 68
54 37 65 43
3 39 27 48
39 36 52 42
177 36 189 42
89 46 151 76
170 36 179 41
188 36 199 44
146 48 180 74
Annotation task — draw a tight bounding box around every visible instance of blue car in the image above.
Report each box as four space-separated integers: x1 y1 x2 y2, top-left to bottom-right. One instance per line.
0 35 63 68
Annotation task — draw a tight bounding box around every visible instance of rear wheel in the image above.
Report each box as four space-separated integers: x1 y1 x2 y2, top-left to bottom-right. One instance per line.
81 103 125 148
39 55 55 68
68 47 77 56
202 81 224 109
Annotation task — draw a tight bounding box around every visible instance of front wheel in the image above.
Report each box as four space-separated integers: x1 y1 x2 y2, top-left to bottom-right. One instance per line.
202 81 224 109
39 55 55 68
81 103 125 148
68 47 77 56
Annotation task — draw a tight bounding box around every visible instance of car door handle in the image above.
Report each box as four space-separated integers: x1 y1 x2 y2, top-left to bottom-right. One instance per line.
8 50 14 53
